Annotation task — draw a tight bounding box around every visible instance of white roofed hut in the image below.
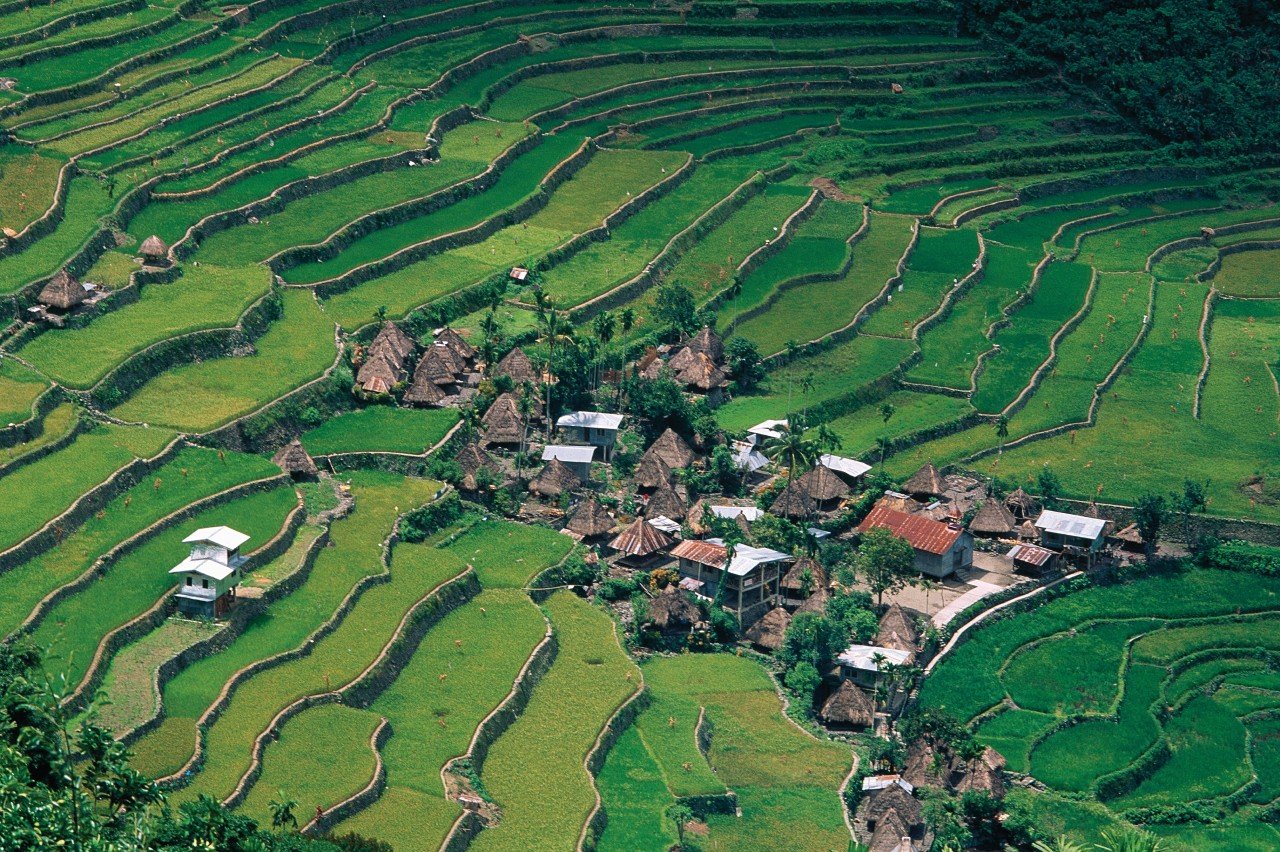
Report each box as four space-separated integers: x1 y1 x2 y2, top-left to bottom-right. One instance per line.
556 411 623 459
1034 509 1108 566
170 526 250 619
819 453 872 485
837 644 912 689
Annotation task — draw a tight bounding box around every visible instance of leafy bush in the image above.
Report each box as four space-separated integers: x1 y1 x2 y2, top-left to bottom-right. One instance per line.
399 492 462 542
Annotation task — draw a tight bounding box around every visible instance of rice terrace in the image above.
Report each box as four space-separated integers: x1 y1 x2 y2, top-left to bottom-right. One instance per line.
0 0 1277 850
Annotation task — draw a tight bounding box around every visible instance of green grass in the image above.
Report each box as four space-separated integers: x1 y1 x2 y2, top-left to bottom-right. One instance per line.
0 357 49 424
859 226 976 338
300 406 459 456
0 446 278 635
0 149 63 233
0 402 78 467
973 708 1058 774
819 390 972 458
0 175 115 294
469 591 639 852
1004 619 1160 715
32 485 298 692
18 264 273 388
0 421 175 552
110 289 336 430
441 519 574 589
1212 249 1280 297
595 726 678 852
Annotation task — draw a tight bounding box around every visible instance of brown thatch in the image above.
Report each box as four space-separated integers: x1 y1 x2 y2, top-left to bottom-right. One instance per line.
272 439 317 478
666 345 700 373
798 465 850 503
969 499 1017 536
820 679 874 728
403 368 448 406
639 355 666 381
876 603 918 655
1004 487 1040 520
685 325 724 363
370 321 415 364
454 443 498 491
634 451 673 491
139 234 169 259
529 457 582 498
676 352 728 391
1081 502 1102 519
647 428 695 469
745 606 791 651
567 494 615 538
781 556 827 595
644 485 686 521
38 270 85 311
953 747 1006 798
646 588 700 632
609 517 673 557
496 347 537 383
435 327 475 360
1019 519 1038 540
903 462 945 498
796 585 829 615
481 393 525 446
868 809 910 852
864 782 922 828
416 346 459 386
770 479 816 519
356 351 402 390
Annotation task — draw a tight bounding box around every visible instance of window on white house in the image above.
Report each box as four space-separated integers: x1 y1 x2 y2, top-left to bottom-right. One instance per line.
186 577 192 586
202 579 209 589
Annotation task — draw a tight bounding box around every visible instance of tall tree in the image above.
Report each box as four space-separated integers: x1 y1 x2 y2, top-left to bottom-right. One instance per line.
536 305 574 427
1134 491 1168 561
763 425 817 483
856 526 917 607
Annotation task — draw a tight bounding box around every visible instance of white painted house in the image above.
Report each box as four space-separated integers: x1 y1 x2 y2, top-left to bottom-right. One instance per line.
555 411 624 458
170 526 249 619
541 444 596 482
837 644 912 688
1034 510 1107 566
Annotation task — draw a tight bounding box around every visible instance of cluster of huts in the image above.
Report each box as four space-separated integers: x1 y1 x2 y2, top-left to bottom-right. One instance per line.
353 322 482 404
28 238 169 326
638 325 731 405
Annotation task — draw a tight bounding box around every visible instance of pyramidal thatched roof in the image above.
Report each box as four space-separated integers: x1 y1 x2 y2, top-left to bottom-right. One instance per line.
566 494 615 538
969 499 1016 535
903 462 945 498
370 321 415 364
798 465 850 502
416 345 459 386
647 428 695 469
403 367 447 406
797 585 829 615
685 325 724 363
139 234 169 258
864 781 922 827
770 479 815 519
745 606 791 651
634 450 673 491
272 438 317 477
356 350 402 389
454 443 498 491
496 347 537 383
38 269 85 310
781 556 826 593
1019 519 1038 540
609 517 672 557
820 679 874 728
644 485 686 521
646 588 700 631
666 345 700 373
676 352 728 391
1005 487 1040 519
530 457 582 498
435 326 475 360
868 809 911 852
876 603 918 655
481 393 524 445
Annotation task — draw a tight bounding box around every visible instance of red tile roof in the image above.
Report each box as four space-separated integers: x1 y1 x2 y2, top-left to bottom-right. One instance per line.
670 539 728 567
856 504 964 556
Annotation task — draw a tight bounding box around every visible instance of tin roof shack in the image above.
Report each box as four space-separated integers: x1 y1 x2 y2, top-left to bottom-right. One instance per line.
1034 510 1107 567
540 444 595 484
170 526 250 619
745 419 788 447
837 644 912 690
819 453 872 486
856 503 973 578
670 539 791 624
1007 542 1058 575
555 411 623 459
609 517 673 568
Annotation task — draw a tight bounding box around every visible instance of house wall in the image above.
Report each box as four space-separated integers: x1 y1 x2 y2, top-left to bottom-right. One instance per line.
913 533 972 578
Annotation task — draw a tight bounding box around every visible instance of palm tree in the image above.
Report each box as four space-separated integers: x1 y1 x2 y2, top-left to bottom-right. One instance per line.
516 383 536 481
815 423 842 454
876 436 892 471
920 575 940 615
592 310 615 391
995 414 1010 454
619 307 635 334
536 305 574 427
268 792 298 831
1096 828 1165 852
763 425 817 483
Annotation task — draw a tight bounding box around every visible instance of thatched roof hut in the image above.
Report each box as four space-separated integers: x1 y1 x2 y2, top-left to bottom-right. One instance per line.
953 747 1006 798
566 494 615 538
647 428 695 469
38 270 86 311
875 603 918 655
272 438 318 479
435 327 475 360
646 588 701 632
139 234 169 260
1004 487 1040 520
864 782 922 828
634 451 673 491
356 351 402 391
676 352 728 392
529 457 581 498
666 345 700 373
609 517 672 558
685 325 724 363
798 465 850 504
796 585 829 615
770 479 816 519
820 679 874 729
868 808 911 852
370 321 415 364
644 485 686 521
1018 519 1038 541
403 367 448 406
969 499 1017 537
745 606 791 651
481 393 525 446
454 443 498 491
416 346 459 386
496 347 537 383
903 462 945 498
781 556 827 597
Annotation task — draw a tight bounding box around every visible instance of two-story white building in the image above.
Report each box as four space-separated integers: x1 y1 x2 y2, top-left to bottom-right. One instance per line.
555 411 624 459
169 526 250 619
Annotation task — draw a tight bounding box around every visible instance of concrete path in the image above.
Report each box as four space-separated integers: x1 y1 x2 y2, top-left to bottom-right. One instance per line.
931 580 1001 628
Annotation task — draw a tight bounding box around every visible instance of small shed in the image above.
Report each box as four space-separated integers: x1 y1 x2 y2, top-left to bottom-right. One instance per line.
837 644 912 688
745 606 791 651
170 526 250 619
509 266 529 281
745 419 788 447
541 444 594 482
529 457 582 499
876 603 919 657
819 453 872 485
645 588 701 634
609 517 673 567
1007 542 1057 574
271 438 318 480
820 679 875 729
1004 487 1040 520
556 411 623 458
139 234 169 263
566 494 615 538
38 269 87 313
731 440 770 475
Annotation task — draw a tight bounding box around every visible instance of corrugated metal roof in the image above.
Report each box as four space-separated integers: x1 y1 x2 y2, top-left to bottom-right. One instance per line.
820 453 872 479
855 504 964 556
727 544 792 577
182 526 249 551
1008 543 1054 567
1034 510 1106 541
542 444 596 464
169 557 237 581
670 539 727 567
556 411 624 430
838 644 912 672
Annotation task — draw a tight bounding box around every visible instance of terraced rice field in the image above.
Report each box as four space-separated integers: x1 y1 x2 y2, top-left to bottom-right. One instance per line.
0 1 1277 848
920 569 1280 850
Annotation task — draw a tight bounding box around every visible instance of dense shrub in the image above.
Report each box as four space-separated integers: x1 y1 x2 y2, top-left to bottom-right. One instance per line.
399 491 462 542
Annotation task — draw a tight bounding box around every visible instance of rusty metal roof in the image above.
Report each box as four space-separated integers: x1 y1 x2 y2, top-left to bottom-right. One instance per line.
856 504 964 556
670 538 727 567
